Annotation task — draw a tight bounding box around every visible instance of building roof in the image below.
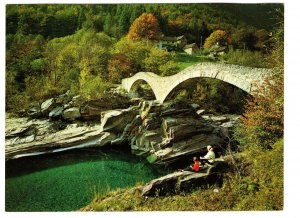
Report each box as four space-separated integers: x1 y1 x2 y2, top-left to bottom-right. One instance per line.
162 35 185 42
176 35 185 40
183 43 199 50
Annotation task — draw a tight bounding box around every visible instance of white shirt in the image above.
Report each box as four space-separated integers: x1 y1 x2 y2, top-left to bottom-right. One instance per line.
204 150 215 163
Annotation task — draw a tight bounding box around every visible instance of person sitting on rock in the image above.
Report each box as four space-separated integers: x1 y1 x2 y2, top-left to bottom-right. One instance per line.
200 145 216 165
180 157 200 172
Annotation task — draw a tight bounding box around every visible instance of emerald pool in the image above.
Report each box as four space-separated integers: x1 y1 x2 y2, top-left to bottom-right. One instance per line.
5 148 166 211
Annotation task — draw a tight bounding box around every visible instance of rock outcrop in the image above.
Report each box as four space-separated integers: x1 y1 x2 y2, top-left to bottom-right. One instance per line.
6 97 240 165
107 100 240 165
141 159 228 196
27 89 132 122
5 115 116 160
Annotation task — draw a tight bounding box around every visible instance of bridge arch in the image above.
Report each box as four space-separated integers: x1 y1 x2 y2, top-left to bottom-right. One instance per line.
121 63 272 103
162 76 249 103
128 78 156 99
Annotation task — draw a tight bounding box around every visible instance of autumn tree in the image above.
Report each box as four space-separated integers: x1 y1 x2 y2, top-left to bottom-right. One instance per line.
108 54 135 83
127 13 162 41
203 29 229 49
234 21 284 150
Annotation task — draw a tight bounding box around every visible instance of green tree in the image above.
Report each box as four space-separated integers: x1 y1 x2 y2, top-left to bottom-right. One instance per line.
231 27 257 50
159 60 180 76
103 13 112 35
118 8 130 37
79 57 111 100
143 47 173 75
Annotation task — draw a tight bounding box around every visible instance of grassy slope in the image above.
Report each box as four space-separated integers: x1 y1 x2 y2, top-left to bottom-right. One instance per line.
84 139 283 211
175 52 215 72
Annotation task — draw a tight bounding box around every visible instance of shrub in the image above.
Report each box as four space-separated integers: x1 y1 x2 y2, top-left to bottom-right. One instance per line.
143 47 172 74
79 75 111 100
223 49 267 68
159 60 180 76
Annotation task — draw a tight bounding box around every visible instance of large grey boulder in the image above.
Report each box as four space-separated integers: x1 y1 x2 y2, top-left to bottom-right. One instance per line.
100 106 139 133
41 98 56 115
120 100 228 165
80 100 107 121
28 107 42 118
49 105 64 119
62 107 81 121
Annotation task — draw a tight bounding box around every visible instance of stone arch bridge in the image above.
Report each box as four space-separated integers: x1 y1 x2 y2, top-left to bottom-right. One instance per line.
121 63 273 103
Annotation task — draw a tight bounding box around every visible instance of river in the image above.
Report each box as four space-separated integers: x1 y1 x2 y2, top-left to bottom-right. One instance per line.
5 148 167 211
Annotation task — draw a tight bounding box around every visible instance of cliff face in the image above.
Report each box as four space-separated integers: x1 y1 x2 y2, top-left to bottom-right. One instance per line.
6 97 240 165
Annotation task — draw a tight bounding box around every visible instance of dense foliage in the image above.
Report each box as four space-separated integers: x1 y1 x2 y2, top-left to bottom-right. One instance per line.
6 3 282 114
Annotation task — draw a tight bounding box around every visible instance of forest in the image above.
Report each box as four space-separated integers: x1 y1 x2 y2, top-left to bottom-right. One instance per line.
6 3 283 114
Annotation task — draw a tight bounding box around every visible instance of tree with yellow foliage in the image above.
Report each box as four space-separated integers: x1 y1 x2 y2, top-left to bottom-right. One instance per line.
203 30 229 49
128 13 162 41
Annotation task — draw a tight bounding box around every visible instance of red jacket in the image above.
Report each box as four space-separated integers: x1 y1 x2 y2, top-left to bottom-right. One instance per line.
192 161 200 172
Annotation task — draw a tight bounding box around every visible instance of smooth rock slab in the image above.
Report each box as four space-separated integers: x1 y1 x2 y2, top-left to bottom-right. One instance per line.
5 123 113 160
41 98 56 115
49 105 64 119
63 107 81 121
141 160 228 196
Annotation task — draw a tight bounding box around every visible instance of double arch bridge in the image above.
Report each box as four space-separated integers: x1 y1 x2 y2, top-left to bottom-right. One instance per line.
121 63 272 103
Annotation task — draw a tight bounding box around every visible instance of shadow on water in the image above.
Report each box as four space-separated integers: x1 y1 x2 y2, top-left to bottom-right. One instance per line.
5 145 168 211
6 146 134 178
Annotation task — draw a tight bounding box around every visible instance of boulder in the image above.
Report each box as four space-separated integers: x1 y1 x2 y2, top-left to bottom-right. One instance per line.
141 159 228 196
196 109 205 115
28 107 42 118
71 95 85 107
124 101 227 165
100 106 139 133
80 100 107 121
62 107 81 121
55 90 72 104
41 98 56 115
49 105 64 119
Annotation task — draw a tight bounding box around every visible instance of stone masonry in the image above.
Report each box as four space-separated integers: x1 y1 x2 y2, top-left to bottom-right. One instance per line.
121 62 273 103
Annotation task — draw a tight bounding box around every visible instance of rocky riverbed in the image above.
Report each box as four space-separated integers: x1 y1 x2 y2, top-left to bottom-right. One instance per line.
5 91 240 165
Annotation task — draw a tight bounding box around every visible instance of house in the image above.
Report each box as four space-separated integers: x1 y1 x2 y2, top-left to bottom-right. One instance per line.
183 43 199 55
157 35 187 51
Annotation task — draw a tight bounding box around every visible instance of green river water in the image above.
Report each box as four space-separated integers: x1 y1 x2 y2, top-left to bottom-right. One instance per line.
5 148 166 212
